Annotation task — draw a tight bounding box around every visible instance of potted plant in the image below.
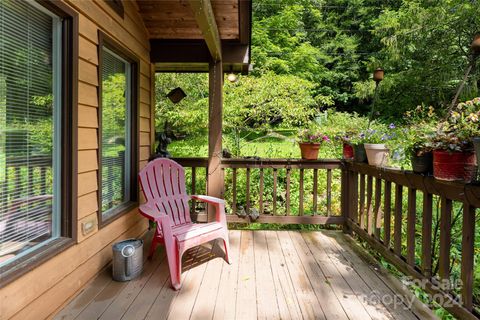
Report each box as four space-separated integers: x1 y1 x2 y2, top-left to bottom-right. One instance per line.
336 131 355 160
431 102 479 181
458 97 480 168
362 126 396 167
297 129 330 160
403 125 435 174
349 132 368 163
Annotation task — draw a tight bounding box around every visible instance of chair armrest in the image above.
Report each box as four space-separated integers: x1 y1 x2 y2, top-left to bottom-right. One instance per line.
139 204 173 237
191 195 225 205
138 204 163 221
190 195 226 224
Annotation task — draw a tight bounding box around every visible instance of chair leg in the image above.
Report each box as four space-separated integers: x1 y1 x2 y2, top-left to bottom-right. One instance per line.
164 237 182 290
148 237 158 259
223 232 231 264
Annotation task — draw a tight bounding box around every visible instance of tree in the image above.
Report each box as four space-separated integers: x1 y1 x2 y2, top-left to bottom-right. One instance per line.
371 0 480 118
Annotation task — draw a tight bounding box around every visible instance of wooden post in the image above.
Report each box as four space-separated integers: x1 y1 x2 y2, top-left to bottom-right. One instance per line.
207 60 224 221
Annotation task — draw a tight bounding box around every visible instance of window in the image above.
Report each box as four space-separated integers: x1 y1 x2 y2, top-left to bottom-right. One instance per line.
99 33 138 225
0 0 77 281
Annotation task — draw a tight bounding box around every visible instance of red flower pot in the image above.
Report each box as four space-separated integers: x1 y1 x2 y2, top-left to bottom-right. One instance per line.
299 142 320 160
433 150 476 181
343 143 354 159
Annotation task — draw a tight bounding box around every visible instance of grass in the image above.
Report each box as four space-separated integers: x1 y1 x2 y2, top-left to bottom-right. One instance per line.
168 130 342 159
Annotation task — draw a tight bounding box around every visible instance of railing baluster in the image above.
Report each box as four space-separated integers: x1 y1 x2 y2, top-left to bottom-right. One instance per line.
14 167 20 197
259 168 264 215
232 168 237 215
286 168 291 215
359 174 366 228
299 168 304 216
327 169 332 216
422 192 433 277
191 167 196 215
394 184 403 256
246 167 251 215
40 166 46 194
439 197 452 281
273 169 277 215
313 169 318 215
366 176 373 234
461 203 475 311
374 178 382 239
384 181 392 248
205 166 208 194
350 171 358 222
28 166 34 196
407 188 417 266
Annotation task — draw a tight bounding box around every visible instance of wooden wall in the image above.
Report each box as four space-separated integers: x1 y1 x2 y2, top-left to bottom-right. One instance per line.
0 1 153 319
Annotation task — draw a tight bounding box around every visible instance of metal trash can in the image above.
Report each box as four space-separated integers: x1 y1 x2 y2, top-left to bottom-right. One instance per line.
112 238 143 281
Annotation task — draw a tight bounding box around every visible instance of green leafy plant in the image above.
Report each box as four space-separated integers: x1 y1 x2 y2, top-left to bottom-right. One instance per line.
431 97 480 152
403 125 436 156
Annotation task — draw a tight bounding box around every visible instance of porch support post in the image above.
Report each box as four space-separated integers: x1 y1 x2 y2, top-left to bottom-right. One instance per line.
207 59 224 221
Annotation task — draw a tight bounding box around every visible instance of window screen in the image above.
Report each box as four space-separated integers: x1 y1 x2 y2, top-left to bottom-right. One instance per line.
0 0 61 266
101 48 132 218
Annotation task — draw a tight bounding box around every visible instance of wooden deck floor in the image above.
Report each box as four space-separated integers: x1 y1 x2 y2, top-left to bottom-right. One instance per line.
54 230 435 320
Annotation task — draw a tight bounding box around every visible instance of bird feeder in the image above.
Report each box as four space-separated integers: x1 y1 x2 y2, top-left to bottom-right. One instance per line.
166 87 187 104
373 68 384 83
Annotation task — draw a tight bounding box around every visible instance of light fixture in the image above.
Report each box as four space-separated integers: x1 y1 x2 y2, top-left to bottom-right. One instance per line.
226 66 238 83
227 72 238 83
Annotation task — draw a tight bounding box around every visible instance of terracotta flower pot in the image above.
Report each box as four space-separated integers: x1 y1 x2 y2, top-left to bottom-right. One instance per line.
364 143 389 167
353 144 367 163
343 143 354 160
433 150 476 181
411 152 433 174
299 142 320 160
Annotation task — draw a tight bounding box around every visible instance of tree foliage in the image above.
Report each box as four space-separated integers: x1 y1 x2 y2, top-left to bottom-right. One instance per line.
371 0 480 118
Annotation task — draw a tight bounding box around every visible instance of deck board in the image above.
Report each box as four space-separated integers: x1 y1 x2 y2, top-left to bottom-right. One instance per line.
55 230 427 320
253 231 280 320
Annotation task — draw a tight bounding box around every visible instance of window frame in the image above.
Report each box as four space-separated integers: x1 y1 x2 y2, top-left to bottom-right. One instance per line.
0 0 78 287
97 31 139 228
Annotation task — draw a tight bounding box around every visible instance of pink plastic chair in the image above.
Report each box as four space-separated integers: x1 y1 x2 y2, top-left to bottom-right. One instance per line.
138 158 230 290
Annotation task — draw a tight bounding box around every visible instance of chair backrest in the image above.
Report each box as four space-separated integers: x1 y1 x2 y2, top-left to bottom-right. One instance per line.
138 158 191 226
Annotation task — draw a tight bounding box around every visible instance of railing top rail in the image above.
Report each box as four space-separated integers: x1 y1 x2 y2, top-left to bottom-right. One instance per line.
171 157 209 167
170 157 343 169
345 161 480 207
221 158 342 169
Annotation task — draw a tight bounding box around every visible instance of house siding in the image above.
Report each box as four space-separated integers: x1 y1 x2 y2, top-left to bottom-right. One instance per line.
0 1 153 319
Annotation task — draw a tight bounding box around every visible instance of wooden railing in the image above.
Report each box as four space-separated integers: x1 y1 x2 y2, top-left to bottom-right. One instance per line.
342 161 479 319
174 156 479 318
173 157 344 225
221 158 343 224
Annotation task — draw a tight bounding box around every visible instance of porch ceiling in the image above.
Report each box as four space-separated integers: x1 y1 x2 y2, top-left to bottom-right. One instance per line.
135 0 252 73
137 0 239 40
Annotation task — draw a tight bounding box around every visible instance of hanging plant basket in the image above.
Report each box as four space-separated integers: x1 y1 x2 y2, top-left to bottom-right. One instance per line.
433 150 476 181
299 142 321 160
